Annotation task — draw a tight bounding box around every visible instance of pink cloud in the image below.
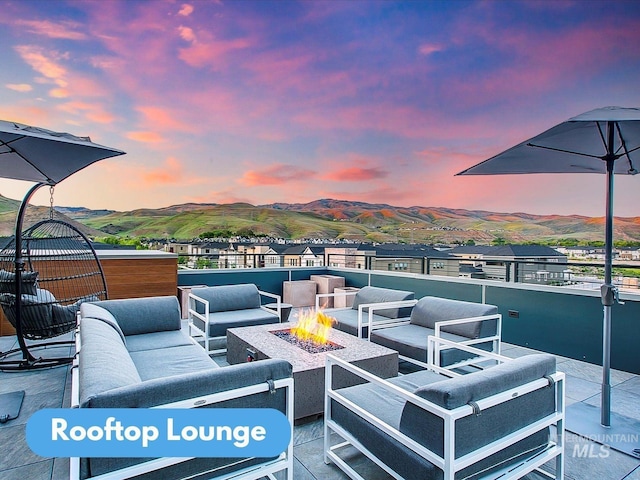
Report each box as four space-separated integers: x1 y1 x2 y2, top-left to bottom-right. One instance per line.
239 164 316 186
126 131 165 143
178 4 194 17
14 19 87 40
418 43 442 56
15 45 67 87
178 36 252 68
57 101 116 124
321 165 388 182
135 106 192 132
142 157 184 185
5 83 32 92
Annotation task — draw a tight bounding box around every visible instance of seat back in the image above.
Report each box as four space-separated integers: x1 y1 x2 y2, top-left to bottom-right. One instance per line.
409 296 498 338
352 286 414 318
399 354 556 462
192 284 261 313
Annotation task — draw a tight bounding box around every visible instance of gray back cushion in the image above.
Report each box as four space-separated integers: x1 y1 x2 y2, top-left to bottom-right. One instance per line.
79 318 141 407
0 269 39 295
80 302 127 344
192 284 261 313
409 296 498 338
399 354 556 458
90 296 181 336
352 286 414 318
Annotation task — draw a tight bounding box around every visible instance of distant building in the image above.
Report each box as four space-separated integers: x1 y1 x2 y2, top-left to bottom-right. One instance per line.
448 245 568 283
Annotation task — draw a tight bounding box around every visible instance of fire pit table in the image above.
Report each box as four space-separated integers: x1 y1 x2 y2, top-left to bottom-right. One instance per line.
227 322 398 420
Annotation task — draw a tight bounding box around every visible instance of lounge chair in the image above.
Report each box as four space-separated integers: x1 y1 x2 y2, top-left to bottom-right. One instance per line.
188 283 281 354
324 337 564 480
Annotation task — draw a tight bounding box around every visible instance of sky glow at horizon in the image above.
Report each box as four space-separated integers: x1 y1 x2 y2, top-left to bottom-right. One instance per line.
0 0 639 217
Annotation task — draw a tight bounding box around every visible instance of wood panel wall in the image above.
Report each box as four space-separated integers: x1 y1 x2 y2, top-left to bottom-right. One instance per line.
1 254 178 336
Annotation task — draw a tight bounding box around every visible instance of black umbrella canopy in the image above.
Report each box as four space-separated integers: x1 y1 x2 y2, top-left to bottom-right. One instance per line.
0 120 125 185
457 106 640 176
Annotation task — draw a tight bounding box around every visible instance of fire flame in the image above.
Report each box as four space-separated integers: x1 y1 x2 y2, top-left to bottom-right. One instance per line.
291 309 336 345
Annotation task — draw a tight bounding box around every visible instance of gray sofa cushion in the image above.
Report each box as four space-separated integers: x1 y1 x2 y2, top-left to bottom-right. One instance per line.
79 318 141 407
92 296 181 336
80 302 127 344
192 284 261 313
130 344 220 381
400 354 556 460
351 286 414 318
125 330 194 352
409 296 498 339
330 309 402 337
192 308 279 337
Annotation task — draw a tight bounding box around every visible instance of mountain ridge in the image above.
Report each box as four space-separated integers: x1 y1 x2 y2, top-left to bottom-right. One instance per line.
1 196 638 243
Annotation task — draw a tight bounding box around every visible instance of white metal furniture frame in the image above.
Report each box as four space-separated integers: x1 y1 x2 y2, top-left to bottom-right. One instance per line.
324 337 565 480
368 305 502 370
188 289 282 355
70 324 294 480
316 292 418 339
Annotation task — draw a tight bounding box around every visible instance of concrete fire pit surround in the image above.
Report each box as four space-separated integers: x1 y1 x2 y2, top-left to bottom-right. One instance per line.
226 322 398 420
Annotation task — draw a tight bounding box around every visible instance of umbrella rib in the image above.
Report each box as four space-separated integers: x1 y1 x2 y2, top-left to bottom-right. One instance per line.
526 142 605 159
615 123 639 174
1 136 56 184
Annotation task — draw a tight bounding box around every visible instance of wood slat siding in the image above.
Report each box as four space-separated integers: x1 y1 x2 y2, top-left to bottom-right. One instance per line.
1 255 178 336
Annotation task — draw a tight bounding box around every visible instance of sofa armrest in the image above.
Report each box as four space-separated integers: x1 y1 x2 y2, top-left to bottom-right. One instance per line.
187 292 209 334
360 299 418 339
426 335 510 371
315 290 358 310
434 313 502 353
259 290 282 320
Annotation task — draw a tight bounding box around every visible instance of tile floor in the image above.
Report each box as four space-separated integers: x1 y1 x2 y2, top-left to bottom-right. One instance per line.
1 332 639 480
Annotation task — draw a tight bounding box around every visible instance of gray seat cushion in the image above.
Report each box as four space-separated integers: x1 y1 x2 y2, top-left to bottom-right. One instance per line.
130 344 219 381
410 296 498 339
125 330 195 352
193 308 279 337
327 309 392 337
371 323 480 366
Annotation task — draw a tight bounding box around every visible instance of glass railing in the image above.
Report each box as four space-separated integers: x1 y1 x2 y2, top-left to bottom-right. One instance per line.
176 253 640 291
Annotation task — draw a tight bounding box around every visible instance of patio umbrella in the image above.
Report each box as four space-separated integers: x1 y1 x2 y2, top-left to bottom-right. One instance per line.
457 106 640 428
0 119 124 419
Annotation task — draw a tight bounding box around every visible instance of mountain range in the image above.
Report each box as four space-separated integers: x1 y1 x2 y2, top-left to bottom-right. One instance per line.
2 195 639 244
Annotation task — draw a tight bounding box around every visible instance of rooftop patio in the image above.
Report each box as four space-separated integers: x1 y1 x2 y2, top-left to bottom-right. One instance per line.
1 264 640 479
1 328 639 480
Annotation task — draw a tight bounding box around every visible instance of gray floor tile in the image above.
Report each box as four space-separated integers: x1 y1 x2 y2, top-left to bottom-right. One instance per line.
617 376 640 396
0 389 64 429
583 388 640 421
51 457 69 480
0 423 49 470
0 460 52 480
624 465 640 479
294 417 325 446
558 359 635 386
565 374 601 402
0 366 67 395
562 432 640 480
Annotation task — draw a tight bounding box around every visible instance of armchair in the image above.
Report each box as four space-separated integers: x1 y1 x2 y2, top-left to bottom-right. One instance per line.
324 337 564 480
370 296 502 368
188 283 281 354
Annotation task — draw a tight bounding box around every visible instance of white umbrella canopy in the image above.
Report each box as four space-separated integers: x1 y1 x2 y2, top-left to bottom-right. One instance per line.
457 106 639 429
0 119 125 184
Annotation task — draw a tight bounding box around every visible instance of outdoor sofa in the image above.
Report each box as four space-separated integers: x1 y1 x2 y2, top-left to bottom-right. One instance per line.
188 283 282 354
72 295 294 480
370 296 502 368
324 337 565 480
317 285 417 338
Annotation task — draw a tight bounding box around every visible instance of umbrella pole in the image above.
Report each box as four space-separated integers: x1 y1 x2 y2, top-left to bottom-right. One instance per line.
600 123 616 428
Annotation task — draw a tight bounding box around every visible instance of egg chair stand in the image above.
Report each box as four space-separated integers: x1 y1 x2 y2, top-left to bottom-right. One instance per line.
0 182 108 371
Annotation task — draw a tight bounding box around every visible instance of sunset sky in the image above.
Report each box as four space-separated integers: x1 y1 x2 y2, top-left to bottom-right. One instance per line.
0 0 639 216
